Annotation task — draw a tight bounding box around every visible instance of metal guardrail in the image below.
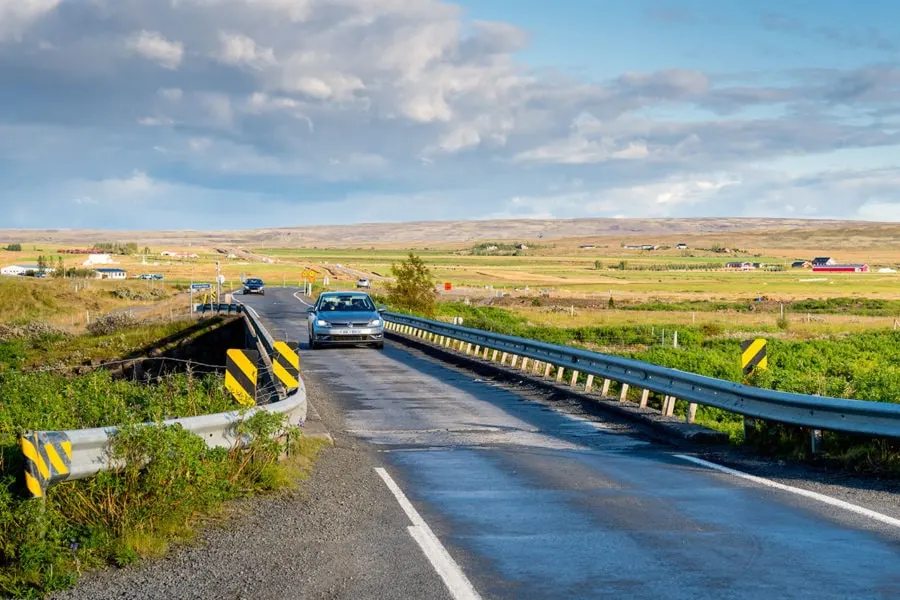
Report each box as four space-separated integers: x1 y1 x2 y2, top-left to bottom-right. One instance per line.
20 304 307 496
382 312 900 439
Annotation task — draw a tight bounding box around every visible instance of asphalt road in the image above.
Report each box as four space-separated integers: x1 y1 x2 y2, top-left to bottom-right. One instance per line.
240 288 900 600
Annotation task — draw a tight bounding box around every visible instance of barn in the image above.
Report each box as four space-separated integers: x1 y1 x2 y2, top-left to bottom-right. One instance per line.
811 264 869 273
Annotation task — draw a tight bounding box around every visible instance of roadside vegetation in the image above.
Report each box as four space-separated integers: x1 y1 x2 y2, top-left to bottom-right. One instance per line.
386 253 436 317
0 316 327 598
425 301 900 471
0 277 177 328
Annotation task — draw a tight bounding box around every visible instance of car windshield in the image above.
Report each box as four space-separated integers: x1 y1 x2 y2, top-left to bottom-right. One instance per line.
317 294 375 312
246 279 262 284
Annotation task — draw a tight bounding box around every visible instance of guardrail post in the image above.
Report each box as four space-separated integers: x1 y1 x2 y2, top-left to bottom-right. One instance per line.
500 352 508 365
619 383 630 402
810 429 823 455
601 379 611 396
663 396 677 417
640 389 650 408
510 355 519 367
492 349 499 361
484 347 490 359
585 374 594 392
543 363 552 377
556 366 565 382
743 417 756 441
687 402 698 424
438 335 445 345
570 370 579 387
474 345 480 355
521 357 530 371
465 342 473 354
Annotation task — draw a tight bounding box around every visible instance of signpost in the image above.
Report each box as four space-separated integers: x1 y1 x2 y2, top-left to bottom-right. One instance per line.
190 283 211 314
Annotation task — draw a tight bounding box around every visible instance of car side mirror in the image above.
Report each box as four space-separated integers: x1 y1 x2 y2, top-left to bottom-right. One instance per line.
307 307 316 313
377 306 386 313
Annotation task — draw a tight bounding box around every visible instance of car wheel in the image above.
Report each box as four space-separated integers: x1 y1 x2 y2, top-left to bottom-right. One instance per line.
309 335 319 349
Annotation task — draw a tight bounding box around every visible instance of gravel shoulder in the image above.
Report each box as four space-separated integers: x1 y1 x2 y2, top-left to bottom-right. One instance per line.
52 374 450 600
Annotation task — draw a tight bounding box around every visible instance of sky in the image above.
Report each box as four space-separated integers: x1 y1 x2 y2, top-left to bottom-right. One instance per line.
1 0 899 230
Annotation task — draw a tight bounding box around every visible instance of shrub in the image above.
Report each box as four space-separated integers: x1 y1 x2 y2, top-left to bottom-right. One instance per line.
87 313 140 336
386 253 436 317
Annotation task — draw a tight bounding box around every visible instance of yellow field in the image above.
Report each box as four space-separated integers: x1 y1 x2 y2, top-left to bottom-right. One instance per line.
4 222 899 332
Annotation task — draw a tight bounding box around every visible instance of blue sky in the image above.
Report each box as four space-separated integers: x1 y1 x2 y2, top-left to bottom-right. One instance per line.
1 0 899 229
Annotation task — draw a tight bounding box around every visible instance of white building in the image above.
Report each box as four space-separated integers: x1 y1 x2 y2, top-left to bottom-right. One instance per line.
83 253 113 266
1 264 55 276
94 268 127 280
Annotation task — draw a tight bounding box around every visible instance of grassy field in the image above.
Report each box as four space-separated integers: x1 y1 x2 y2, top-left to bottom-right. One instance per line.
10 221 900 308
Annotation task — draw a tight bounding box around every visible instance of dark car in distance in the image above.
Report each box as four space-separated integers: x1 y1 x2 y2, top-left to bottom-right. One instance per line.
243 277 265 295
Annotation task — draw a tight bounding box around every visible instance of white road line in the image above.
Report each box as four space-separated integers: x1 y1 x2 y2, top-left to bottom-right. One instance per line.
293 291 313 306
375 467 481 600
675 454 900 530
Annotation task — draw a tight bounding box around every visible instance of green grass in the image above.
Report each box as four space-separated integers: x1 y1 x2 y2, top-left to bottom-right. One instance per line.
0 319 330 598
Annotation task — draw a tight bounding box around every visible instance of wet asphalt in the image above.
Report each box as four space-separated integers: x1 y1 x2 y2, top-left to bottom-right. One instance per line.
243 288 900 600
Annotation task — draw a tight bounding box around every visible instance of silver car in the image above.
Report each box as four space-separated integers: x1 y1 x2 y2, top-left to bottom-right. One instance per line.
307 291 385 349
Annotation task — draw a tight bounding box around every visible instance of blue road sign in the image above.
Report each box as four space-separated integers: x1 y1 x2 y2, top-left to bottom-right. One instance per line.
191 283 211 290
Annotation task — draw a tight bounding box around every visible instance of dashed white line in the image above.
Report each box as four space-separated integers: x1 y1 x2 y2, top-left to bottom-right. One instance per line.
375 467 481 600
675 454 900 530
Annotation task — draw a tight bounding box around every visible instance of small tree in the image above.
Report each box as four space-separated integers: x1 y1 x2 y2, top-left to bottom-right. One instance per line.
387 252 436 317
5 243 21 251
37 255 47 273
594 260 603 270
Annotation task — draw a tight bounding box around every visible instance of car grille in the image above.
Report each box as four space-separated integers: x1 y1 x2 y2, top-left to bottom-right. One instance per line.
325 321 372 327
320 334 382 342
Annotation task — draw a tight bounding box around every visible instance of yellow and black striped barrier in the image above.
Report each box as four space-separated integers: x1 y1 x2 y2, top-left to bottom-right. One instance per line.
225 348 259 406
20 431 73 498
741 338 768 376
272 341 300 390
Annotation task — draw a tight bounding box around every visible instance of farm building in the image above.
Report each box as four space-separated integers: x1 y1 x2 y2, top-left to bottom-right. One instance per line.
811 257 835 266
725 261 754 270
812 264 869 273
1 264 54 276
94 268 127 280
82 253 113 266
791 261 812 268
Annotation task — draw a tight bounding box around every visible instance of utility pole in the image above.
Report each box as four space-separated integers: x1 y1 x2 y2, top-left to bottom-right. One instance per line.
216 261 222 311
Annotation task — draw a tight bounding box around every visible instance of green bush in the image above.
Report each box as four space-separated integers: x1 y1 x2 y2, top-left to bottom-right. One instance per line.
0 410 325 598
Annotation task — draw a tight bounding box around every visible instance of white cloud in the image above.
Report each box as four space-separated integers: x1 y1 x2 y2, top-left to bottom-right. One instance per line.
138 116 174 126
125 30 184 69
0 0 59 42
217 32 275 69
158 88 183 101
1 0 900 228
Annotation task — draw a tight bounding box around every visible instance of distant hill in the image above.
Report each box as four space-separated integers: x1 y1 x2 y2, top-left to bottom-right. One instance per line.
0 217 890 248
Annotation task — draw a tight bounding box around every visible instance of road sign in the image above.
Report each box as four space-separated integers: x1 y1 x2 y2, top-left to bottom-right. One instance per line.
301 268 316 283
225 349 259 407
272 341 300 390
444 282 452 291
741 338 768 376
20 431 72 498
216 274 226 285
191 283 211 290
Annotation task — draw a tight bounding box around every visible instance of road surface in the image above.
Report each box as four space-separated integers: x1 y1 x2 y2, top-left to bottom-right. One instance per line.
241 288 900 599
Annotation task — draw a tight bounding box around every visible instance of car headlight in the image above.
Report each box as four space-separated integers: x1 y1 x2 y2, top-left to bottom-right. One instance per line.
316 319 329 327
368 318 382 327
